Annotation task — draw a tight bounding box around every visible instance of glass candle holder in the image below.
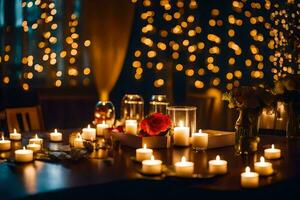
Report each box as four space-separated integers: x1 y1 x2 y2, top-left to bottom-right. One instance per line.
94 101 115 127
167 106 197 145
149 95 169 115
121 94 144 124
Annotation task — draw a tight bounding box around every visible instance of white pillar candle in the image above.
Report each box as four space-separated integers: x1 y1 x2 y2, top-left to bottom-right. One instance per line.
15 147 33 162
9 129 22 141
209 155 228 174
82 124 96 140
74 134 84 148
254 156 273 176
50 129 63 142
27 143 41 152
29 134 43 146
96 122 109 136
125 120 138 135
0 136 11 151
241 166 259 188
173 122 190 146
192 129 208 150
175 156 194 177
264 144 281 160
142 155 162 175
136 144 153 162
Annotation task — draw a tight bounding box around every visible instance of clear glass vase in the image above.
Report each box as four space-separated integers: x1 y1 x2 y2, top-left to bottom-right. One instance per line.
149 95 169 115
121 94 144 124
94 101 115 127
235 109 260 155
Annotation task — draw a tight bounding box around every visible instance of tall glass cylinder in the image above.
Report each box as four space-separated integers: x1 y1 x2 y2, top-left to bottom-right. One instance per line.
167 106 197 136
121 94 144 123
149 95 169 115
94 101 115 127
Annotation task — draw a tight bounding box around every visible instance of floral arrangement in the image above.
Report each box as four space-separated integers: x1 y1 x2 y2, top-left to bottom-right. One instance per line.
139 113 172 137
272 75 300 103
222 86 274 111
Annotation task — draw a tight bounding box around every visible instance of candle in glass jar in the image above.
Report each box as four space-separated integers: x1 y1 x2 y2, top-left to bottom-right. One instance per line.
96 122 109 136
142 155 162 175
192 129 208 150
15 147 33 162
264 144 281 160
241 166 259 188
209 155 228 174
82 124 96 140
136 144 153 162
254 156 273 176
0 136 11 151
50 129 62 142
175 156 194 177
27 143 41 152
173 121 190 147
125 120 138 135
29 134 43 145
9 129 21 141
74 134 84 148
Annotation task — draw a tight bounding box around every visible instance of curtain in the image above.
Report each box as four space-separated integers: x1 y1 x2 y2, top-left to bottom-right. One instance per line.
83 0 134 101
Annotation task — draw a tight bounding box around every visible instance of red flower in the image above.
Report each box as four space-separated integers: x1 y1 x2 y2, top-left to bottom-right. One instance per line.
140 113 172 136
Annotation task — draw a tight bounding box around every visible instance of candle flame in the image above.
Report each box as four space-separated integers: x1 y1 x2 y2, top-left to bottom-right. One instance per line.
87 124 91 129
181 156 186 162
23 146 26 150
199 129 202 134
216 155 220 161
54 129 57 133
143 144 147 149
35 134 38 139
14 128 17 133
102 121 105 125
179 121 184 127
260 156 265 163
151 155 155 161
1 135 4 140
245 166 250 173
271 144 275 149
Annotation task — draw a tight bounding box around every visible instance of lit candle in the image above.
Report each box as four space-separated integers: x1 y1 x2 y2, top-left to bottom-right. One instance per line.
27 143 41 152
74 134 84 148
192 129 208 150
142 155 162 175
264 144 281 160
0 136 11 151
125 120 138 135
254 156 273 176
241 166 259 188
50 129 63 142
9 129 22 141
209 155 228 174
136 144 153 162
29 134 43 146
82 124 96 141
15 147 33 162
96 122 109 137
175 156 194 177
173 121 190 147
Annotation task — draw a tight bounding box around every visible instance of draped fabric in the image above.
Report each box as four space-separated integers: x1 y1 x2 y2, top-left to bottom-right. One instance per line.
83 0 134 101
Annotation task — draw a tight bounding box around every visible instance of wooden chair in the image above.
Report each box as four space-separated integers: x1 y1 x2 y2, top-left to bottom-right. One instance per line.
5 106 44 132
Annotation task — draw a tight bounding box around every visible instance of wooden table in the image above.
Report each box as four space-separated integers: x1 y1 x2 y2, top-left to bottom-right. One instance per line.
0 130 300 200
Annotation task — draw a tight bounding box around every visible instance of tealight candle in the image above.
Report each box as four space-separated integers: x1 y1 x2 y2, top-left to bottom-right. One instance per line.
15 147 33 162
0 136 11 151
50 129 63 142
192 129 208 150
175 156 194 177
9 129 22 141
254 156 273 176
264 144 281 160
241 166 259 188
125 120 138 135
82 124 96 141
142 155 162 175
209 155 228 174
29 134 43 146
27 143 41 152
74 134 84 148
96 122 109 137
136 144 153 162
173 122 190 147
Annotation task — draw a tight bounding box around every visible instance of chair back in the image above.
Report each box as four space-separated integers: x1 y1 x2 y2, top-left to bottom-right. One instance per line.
5 106 43 132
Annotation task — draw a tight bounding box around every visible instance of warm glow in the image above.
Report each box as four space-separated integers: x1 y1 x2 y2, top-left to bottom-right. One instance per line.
216 155 220 161
181 156 187 163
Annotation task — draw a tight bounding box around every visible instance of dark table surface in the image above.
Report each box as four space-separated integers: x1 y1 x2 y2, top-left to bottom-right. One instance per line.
0 130 300 200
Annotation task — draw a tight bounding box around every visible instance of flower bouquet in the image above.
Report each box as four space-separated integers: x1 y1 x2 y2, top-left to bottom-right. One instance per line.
111 113 172 149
